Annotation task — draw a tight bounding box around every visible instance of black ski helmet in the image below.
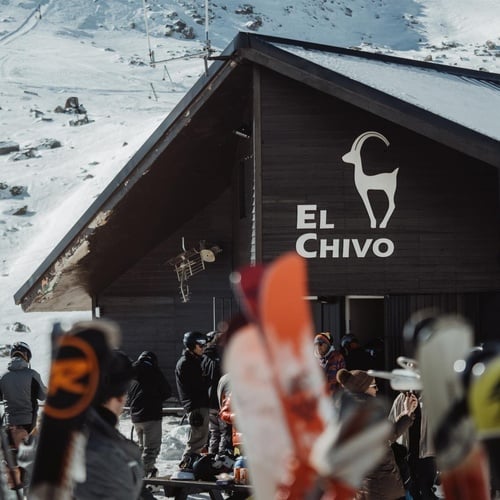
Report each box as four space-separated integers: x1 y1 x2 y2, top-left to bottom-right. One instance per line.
10 341 32 362
402 309 439 357
183 331 207 350
340 333 358 349
138 351 157 366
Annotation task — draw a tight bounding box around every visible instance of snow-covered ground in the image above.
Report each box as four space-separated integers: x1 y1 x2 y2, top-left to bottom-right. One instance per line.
118 411 187 479
0 1 499 495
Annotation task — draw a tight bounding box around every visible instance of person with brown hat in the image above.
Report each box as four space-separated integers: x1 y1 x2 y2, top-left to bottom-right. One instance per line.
336 368 418 500
313 332 346 396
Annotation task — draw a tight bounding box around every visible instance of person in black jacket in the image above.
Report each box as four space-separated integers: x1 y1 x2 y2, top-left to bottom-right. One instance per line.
127 351 172 478
340 334 374 371
174 331 210 477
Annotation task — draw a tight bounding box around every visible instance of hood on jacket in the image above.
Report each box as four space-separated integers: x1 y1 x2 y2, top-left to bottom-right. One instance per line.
7 357 29 371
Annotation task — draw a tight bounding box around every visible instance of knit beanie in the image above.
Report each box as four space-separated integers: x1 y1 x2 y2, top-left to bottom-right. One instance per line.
314 332 333 345
336 368 373 393
95 350 134 405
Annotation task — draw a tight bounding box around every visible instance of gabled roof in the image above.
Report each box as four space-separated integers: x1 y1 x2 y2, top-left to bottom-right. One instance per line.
15 32 500 312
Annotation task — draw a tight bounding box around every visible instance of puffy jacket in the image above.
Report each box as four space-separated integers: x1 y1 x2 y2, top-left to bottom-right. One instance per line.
0 357 47 427
318 350 346 396
127 360 171 423
74 406 143 500
175 349 210 412
219 392 242 448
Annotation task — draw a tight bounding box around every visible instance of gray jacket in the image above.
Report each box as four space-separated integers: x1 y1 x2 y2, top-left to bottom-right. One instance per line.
389 392 435 459
0 357 47 426
74 406 143 500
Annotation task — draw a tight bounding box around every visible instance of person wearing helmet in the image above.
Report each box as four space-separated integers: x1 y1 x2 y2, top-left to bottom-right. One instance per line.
127 350 171 478
174 331 210 478
313 332 346 396
340 333 373 371
0 341 47 492
0 341 47 434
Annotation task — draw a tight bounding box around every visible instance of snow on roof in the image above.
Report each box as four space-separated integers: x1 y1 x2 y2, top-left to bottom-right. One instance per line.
273 43 500 141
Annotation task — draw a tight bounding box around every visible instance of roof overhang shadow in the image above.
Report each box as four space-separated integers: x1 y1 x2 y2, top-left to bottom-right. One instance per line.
16 60 253 312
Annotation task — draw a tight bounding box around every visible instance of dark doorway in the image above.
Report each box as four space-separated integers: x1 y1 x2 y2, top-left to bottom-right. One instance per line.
346 296 384 344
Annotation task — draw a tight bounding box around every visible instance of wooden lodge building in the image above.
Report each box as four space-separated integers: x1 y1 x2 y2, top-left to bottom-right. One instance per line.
14 33 500 387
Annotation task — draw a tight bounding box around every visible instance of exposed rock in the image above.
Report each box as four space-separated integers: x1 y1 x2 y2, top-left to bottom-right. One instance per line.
235 4 254 15
10 186 26 196
0 141 20 156
7 322 31 333
245 17 262 31
69 114 91 126
30 108 44 118
65 96 80 109
10 148 40 161
12 205 28 216
173 19 186 31
54 96 87 114
182 26 195 39
37 138 62 149
128 56 147 66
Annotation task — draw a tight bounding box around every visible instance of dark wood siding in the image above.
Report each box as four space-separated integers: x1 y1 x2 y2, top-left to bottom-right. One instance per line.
258 69 500 295
384 292 500 369
97 189 235 392
233 144 255 267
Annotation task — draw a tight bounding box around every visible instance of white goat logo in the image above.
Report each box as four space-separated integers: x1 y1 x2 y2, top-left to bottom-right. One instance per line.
342 131 399 229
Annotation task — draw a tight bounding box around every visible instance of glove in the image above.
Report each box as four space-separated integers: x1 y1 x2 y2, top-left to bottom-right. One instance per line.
188 410 204 427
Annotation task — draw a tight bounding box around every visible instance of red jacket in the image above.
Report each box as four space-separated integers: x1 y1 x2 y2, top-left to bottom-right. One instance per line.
219 393 243 447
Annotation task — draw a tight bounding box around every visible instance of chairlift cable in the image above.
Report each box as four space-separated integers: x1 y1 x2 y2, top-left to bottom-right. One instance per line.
142 0 216 74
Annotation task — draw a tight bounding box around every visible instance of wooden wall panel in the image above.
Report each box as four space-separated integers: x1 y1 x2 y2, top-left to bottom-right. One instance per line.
258 69 500 295
97 189 235 393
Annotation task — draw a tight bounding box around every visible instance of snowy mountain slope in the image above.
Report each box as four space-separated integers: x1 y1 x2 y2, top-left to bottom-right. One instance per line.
0 0 500 377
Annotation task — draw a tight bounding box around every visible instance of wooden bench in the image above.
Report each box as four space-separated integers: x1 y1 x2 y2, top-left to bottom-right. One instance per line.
143 476 252 499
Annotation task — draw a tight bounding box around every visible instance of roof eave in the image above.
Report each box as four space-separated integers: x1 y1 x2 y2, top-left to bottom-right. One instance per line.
14 47 245 312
